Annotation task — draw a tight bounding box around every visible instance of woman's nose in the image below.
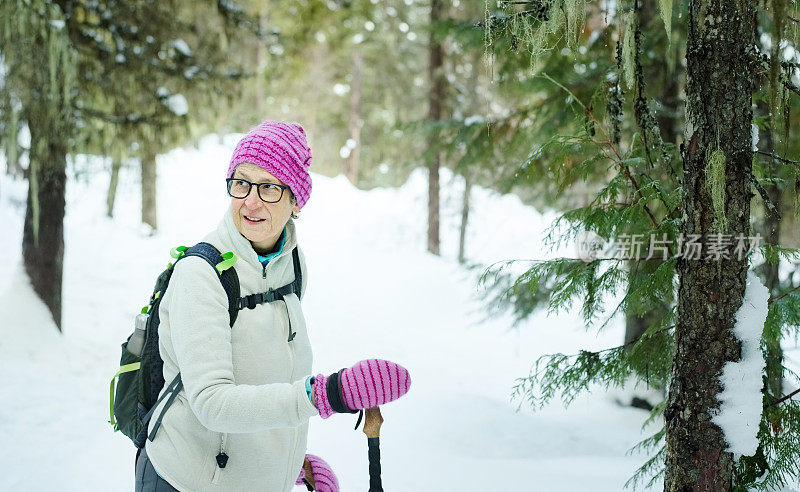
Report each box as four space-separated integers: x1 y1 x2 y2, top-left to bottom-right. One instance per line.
244 186 263 209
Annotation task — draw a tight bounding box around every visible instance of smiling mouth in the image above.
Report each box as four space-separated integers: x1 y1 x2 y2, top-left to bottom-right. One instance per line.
243 215 266 224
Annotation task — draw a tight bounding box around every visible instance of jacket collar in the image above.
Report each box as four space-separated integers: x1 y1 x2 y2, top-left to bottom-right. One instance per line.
220 209 298 270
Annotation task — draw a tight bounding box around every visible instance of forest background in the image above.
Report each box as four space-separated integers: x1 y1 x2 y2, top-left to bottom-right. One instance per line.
4 0 800 490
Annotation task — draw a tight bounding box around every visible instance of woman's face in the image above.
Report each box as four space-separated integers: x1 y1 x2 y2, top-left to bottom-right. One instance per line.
229 163 299 252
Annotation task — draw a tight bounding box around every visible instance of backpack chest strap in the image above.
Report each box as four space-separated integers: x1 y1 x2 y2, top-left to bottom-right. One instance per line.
237 282 298 310
237 248 303 311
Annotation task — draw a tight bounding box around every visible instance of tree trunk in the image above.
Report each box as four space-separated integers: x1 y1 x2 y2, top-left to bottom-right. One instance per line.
3 93 23 177
254 7 267 114
106 154 122 218
458 171 472 264
663 1 757 490
344 48 363 185
427 0 444 256
22 125 67 331
141 149 158 231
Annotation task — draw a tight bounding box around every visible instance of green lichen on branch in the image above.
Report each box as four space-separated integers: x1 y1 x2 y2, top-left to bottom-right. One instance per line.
705 148 728 232
484 0 588 62
622 10 637 90
794 171 800 217
658 0 672 42
770 0 788 130
1 0 76 245
564 0 587 47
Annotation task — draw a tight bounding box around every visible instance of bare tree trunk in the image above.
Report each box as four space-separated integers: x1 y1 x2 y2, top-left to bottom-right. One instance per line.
106 153 122 218
344 48 363 185
427 0 444 256
23 123 66 331
141 148 158 231
663 0 757 489
458 171 472 264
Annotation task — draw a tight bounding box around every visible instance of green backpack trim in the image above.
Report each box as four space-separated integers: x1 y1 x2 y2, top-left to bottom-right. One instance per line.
108 361 141 429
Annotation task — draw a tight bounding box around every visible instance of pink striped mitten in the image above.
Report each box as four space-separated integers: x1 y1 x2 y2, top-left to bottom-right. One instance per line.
295 454 339 492
314 359 411 419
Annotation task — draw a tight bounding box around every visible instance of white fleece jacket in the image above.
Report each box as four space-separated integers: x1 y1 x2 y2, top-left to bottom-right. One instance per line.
145 211 318 491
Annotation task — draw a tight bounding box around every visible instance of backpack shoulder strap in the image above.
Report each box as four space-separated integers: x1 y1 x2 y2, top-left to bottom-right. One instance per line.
182 242 241 327
292 247 302 301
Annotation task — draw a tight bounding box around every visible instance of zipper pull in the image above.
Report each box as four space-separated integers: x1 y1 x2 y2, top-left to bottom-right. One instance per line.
216 452 229 469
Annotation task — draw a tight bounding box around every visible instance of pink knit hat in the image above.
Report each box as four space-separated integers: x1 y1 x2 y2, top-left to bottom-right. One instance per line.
227 120 313 208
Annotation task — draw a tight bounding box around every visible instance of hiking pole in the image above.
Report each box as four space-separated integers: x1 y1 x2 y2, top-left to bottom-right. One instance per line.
363 407 384 492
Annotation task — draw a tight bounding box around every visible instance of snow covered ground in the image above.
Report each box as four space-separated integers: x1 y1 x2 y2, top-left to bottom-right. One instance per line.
1 134 677 491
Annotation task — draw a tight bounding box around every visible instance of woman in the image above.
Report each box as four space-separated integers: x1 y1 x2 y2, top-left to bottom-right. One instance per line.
134 121 410 492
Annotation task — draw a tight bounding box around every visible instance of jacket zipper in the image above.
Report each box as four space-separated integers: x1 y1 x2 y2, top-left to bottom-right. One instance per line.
262 251 300 488
286 427 300 489
211 433 227 484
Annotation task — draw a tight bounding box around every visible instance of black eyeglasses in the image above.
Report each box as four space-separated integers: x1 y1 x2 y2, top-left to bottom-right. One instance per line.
226 178 291 203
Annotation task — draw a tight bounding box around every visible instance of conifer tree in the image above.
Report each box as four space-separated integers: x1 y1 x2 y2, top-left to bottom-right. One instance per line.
461 0 800 488
0 0 264 329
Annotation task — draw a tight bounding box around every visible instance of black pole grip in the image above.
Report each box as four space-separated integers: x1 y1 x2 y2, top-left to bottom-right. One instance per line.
367 437 383 492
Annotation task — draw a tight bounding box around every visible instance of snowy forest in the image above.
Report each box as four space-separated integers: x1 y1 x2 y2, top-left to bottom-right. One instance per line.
2 0 800 490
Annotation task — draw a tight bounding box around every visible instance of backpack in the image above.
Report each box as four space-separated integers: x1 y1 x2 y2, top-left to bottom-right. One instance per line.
108 241 303 449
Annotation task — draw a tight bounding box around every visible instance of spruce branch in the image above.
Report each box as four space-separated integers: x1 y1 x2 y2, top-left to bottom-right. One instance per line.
748 47 800 101
555 324 674 357
766 387 800 408
756 150 800 167
514 322 673 409
596 260 677 331
771 283 800 305
216 0 267 38
77 106 168 125
541 73 662 230
476 8 548 31
782 78 800 99
750 173 782 221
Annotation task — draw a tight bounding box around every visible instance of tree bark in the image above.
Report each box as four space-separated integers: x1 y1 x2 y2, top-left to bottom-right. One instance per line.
22 125 67 331
664 1 757 490
458 171 472 264
106 154 122 218
427 0 444 256
344 48 364 185
141 148 158 231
